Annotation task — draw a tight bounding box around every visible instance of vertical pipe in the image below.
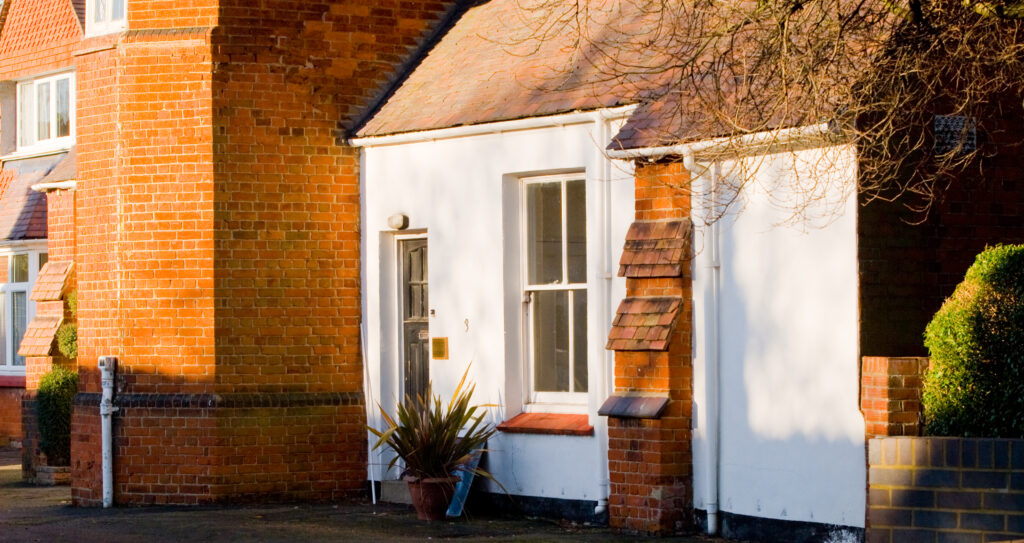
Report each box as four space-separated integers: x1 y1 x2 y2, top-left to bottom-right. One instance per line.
591 110 611 516
704 160 722 536
98 355 118 509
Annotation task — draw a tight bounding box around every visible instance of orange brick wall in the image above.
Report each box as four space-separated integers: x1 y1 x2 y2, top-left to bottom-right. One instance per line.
861 356 929 438
607 162 694 534
0 0 81 80
71 0 456 505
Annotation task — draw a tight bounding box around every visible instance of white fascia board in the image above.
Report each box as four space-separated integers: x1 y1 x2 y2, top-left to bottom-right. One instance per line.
350 104 639 148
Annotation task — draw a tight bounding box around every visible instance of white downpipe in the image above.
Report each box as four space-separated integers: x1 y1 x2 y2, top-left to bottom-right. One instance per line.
702 161 723 536
589 108 623 517
361 323 378 505
350 105 639 148
606 122 833 162
98 356 118 509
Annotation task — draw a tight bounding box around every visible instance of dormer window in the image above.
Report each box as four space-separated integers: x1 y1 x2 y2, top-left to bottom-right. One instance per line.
16 72 75 153
87 0 126 36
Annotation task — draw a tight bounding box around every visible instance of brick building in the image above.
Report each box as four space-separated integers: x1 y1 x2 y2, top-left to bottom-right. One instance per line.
1 1 1022 541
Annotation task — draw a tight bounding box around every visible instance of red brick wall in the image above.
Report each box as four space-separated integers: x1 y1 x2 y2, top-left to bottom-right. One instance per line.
46 189 75 263
0 386 21 444
859 112 1024 356
607 162 694 534
861 356 929 438
71 0 456 505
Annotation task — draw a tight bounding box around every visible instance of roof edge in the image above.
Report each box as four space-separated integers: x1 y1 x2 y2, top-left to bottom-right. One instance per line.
350 104 638 148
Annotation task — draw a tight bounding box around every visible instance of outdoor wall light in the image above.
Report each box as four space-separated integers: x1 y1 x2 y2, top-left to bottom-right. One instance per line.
387 213 409 230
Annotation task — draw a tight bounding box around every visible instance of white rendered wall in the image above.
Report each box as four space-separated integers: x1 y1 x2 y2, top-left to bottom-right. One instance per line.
690 145 866 528
360 119 634 502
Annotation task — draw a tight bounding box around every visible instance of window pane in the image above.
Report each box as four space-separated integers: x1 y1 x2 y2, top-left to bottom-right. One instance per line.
95 0 107 23
526 182 562 285
18 83 33 147
0 292 6 366
112 0 125 20
572 290 588 393
13 292 25 367
38 253 48 271
533 290 569 392
12 254 28 283
566 179 586 284
56 78 70 138
36 82 50 141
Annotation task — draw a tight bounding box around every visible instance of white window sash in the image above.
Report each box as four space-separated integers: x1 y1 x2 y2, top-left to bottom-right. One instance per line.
520 174 588 408
16 73 75 154
0 250 43 374
86 0 127 36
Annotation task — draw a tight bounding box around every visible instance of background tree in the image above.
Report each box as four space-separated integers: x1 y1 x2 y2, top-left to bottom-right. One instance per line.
507 0 1024 220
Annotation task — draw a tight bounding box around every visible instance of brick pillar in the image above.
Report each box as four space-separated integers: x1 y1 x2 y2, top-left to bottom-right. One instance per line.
602 162 694 533
861 356 929 438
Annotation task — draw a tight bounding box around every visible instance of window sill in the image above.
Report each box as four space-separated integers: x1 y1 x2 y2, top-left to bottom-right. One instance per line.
496 412 593 436
0 374 26 388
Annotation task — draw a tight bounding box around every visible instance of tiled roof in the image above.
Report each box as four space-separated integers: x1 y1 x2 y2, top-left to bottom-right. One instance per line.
0 153 64 241
619 219 692 278
0 0 82 56
18 312 61 357
606 296 682 351
357 0 672 137
40 147 76 184
31 261 73 302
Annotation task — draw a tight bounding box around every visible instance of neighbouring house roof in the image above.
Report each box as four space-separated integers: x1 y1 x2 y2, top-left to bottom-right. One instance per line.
0 152 67 241
356 0 667 138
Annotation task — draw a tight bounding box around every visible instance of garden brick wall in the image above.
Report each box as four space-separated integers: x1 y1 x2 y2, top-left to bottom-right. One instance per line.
70 0 457 506
606 162 694 534
868 437 1024 543
861 356 929 438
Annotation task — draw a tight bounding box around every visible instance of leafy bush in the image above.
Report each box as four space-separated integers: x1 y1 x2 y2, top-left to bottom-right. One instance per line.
56 323 76 359
56 291 77 359
923 244 1024 437
369 368 496 482
36 366 78 466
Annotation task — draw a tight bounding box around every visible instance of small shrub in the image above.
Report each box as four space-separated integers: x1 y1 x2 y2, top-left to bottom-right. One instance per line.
37 366 78 466
56 323 76 359
56 291 77 359
923 244 1024 437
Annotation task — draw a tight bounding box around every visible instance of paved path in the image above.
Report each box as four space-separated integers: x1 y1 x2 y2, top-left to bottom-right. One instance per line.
0 448 727 543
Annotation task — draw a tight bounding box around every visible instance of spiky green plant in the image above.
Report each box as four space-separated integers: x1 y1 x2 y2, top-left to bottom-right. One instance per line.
369 368 497 482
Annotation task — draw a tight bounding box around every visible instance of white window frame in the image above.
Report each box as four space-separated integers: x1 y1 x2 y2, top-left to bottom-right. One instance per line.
16 72 75 154
0 244 47 376
86 0 127 36
520 173 589 409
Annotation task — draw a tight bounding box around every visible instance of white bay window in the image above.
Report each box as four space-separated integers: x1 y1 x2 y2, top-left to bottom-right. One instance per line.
87 0 126 36
17 72 74 153
0 249 46 374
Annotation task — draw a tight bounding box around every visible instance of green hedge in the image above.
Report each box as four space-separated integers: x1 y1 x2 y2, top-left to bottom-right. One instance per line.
56 291 77 359
923 244 1024 437
36 366 78 466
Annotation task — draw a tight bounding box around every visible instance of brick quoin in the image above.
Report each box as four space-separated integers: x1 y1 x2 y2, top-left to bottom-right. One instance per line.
860 356 929 439
70 1 456 505
606 162 694 534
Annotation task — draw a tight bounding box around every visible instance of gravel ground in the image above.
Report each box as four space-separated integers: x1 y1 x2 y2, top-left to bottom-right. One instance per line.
0 448 728 543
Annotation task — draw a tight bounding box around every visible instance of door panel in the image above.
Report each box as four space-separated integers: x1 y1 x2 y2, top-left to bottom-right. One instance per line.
401 239 429 403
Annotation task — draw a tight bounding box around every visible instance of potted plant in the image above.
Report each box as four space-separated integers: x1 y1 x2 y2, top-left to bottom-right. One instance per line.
369 369 497 520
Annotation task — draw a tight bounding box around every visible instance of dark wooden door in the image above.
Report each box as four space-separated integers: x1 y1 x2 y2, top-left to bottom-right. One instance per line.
401 238 429 404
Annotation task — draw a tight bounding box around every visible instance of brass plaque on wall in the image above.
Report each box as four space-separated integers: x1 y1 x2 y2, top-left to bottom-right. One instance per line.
431 337 449 360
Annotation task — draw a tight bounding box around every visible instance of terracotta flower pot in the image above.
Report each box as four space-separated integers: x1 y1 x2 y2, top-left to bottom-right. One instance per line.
405 476 458 521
